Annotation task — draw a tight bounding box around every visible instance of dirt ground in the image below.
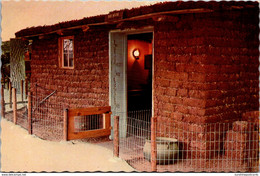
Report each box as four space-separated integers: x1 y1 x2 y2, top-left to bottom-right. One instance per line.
1 118 135 172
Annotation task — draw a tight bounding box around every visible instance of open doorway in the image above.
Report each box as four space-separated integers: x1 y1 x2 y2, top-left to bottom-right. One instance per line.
109 29 153 138
127 33 153 124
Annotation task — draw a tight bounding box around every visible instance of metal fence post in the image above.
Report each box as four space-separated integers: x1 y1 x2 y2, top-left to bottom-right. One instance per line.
12 88 17 124
64 109 68 141
28 92 32 134
1 85 5 118
151 116 157 172
113 115 120 157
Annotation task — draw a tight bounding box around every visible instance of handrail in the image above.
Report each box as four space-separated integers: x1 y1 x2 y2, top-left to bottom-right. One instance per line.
32 90 56 112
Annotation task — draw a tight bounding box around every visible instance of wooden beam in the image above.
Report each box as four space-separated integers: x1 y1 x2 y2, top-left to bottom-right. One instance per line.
103 112 112 129
113 116 119 157
231 5 244 9
9 82 12 108
21 37 28 41
3 74 5 88
28 92 32 134
12 88 17 124
152 15 179 22
68 129 111 140
124 8 213 22
82 25 90 32
20 80 24 102
151 116 157 172
25 78 28 99
7 79 9 89
16 8 213 39
64 109 68 141
38 35 45 39
56 30 64 36
1 85 5 118
68 106 111 117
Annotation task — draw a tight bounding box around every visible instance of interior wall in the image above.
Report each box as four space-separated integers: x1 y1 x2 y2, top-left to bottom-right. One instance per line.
127 39 152 90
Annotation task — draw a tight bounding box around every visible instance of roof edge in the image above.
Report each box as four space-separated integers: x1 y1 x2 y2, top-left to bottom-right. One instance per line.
15 1 259 39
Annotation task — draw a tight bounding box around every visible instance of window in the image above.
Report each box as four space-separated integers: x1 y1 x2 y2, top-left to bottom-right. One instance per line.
59 36 74 68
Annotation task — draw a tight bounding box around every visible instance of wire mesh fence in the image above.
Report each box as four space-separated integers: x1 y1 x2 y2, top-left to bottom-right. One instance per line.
2 83 65 141
119 117 151 171
3 87 28 130
30 93 64 141
74 114 103 132
1 83 259 172
119 114 259 172
128 109 151 123
11 80 21 94
2 83 112 142
16 99 28 130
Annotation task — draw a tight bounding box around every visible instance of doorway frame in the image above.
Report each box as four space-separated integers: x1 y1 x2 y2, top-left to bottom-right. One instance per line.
109 27 154 138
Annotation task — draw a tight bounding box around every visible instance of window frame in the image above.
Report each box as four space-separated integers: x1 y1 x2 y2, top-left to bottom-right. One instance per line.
59 36 74 69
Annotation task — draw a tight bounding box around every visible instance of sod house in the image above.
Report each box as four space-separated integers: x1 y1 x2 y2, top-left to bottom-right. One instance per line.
15 1 259 162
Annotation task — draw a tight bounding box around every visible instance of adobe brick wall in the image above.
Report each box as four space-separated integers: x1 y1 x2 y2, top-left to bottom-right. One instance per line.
28 7 258 162
30 28 110 110
153 9 259 159
154 10 259 124
29 10 258 123
225 121 259 169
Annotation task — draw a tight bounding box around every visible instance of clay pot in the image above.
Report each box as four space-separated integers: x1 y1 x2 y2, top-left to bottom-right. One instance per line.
143 137 179 165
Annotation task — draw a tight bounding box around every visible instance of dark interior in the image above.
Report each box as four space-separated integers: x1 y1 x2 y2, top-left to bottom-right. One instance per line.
127 32 153 122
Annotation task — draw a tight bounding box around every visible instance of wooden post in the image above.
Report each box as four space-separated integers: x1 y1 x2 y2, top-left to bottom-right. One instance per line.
7 78 9 89
103 112 112 130
1 85 5 118
113 116 119 157
25 78 28 99
9 82 12 108
28 92 32 134
63 109 68 141
20 80 24 102
12 88 17 124
3 74 5 88
151 116 157 172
